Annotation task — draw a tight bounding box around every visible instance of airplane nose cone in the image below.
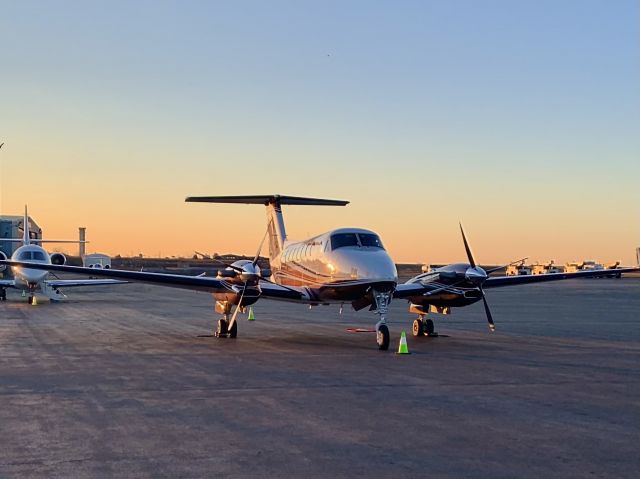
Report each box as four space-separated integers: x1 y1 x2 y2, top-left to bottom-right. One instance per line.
16 267 48 284
329 249 398 283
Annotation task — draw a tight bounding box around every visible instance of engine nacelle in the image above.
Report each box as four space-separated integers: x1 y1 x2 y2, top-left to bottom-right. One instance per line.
0 251 7 272
217 269 237 278
50 253 67 265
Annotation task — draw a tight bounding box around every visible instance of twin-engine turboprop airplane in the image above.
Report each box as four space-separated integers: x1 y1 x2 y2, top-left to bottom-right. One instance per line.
0 207 127 303
2 195 638 349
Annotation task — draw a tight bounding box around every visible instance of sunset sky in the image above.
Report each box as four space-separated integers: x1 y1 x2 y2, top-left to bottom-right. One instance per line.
1 0 638 264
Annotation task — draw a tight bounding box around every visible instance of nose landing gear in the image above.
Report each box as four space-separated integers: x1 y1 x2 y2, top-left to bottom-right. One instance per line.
373 289 393 350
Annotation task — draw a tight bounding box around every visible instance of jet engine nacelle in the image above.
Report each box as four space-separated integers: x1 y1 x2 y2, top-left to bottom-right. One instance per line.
0 251 7 272
50 253 67 265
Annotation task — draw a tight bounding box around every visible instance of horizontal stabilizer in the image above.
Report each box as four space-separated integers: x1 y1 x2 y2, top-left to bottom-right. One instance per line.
185 194 349 206
0 239 88 244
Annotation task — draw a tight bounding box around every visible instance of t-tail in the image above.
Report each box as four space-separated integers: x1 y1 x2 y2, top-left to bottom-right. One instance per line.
185 194 349 263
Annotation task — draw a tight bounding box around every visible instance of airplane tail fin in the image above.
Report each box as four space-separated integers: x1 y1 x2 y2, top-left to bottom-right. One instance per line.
185 195 349 262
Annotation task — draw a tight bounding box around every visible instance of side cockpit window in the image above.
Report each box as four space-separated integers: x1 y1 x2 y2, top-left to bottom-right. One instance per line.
359 233 384 249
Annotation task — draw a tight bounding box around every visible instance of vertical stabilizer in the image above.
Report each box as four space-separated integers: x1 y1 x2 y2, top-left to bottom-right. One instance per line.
266 199 286 262
22 205 30 246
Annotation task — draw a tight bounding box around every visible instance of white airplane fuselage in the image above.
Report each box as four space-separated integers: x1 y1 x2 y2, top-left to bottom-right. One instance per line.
10 244 51 291
272 227 398 301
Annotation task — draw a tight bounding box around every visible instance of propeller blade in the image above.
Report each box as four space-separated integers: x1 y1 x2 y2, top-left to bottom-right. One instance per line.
227 282 248 332
252 227 270 267
459 223 476 268
480 287 495 332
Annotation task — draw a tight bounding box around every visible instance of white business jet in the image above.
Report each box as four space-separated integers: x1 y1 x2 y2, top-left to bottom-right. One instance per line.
0 207 126 303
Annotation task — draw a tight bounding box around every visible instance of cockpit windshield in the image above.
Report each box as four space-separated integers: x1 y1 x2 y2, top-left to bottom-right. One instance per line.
331 233 359 250
330 233 385 251
17 250 47 261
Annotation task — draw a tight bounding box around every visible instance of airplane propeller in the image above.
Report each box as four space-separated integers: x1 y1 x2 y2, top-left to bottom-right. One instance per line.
225 228 270 334
459 223 495 331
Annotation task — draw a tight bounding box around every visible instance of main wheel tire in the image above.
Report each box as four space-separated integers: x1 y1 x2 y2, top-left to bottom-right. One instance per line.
425 318 435 336
412 318 424 337
377 324 390 350
228 320 238 338
216 318 228 338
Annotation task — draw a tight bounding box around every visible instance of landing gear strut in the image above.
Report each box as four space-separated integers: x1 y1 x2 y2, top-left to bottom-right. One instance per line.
373 290 393 350
0 289 6 301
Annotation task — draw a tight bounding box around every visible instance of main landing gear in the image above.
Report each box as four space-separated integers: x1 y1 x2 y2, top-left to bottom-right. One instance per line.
373 290 392 350
0 288 6 302
214 301 239 339
412 315 437 337
216 318 238 338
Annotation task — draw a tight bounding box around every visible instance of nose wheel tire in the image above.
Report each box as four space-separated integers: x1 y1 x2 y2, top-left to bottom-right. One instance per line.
28 296 34 305
412 319 424 337
376 324 390 350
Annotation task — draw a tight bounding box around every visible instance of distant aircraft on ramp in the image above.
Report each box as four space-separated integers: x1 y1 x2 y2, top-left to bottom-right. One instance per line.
0 207 127 303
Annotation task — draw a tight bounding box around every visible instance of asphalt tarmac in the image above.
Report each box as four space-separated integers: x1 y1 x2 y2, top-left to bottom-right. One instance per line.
0 278 639 478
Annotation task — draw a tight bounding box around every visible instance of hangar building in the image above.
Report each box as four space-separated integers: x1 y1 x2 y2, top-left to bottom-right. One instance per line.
0 215 42 258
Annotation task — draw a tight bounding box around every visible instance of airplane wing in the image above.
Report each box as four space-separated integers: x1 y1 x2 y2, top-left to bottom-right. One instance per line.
483 267 640 288
45 279 129 288
394 266 640 298
0 260 306 301
1 260 234 293
258 281 307 301
0 279 16 288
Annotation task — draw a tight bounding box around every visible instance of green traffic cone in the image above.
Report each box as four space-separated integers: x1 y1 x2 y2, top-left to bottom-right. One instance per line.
247 307 255 321
397 330 410 354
